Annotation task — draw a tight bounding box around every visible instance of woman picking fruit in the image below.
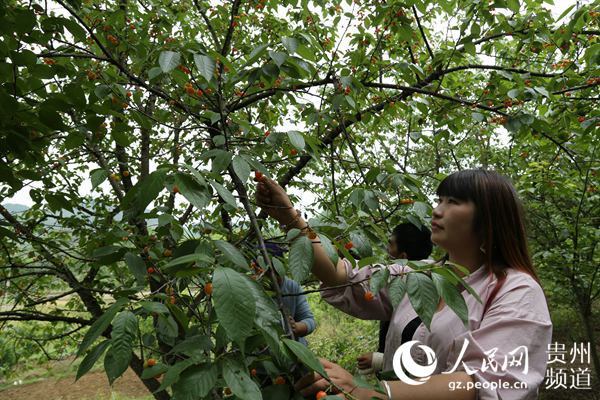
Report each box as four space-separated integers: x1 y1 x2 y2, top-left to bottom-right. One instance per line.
255 169 552 400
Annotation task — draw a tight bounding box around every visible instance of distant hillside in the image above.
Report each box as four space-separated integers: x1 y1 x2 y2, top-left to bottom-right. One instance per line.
1 203 29 214
1 202 159 227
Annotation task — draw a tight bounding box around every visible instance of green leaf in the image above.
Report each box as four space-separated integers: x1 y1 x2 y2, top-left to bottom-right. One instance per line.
140 301 170 315
92 245 122 259
172 364 218 400
124 252 147 286
164 253 213 269
121 169 167 218
222 358 262 400
14 9 36 34
507 89 520 99
269 50 288 67
104 311 137 385
194 54 216 82
77 298 128 357
215 240 248 269
246 277 281 329
288 131 305 150
157 314 178 339
247 43 269 65
76 340 110 381
173 173 211 210
169 335 213 356
432 272 469 327
148 67 162 80
534 86 550 98
208 149 233 173
358 256 379 268
141 363 169 379
283 338 329 379
412 201 430 218
406 272 439 330
289 235 314 283
389 276 407 308
211 181 237 208
213 267 256 345
232 156 251 183
370 268 390 294
159 51 181 73
156 358 195 392
286 228 301 241
318 234 339 267
39 107 65 130
472 112 485 122
281 37 299 53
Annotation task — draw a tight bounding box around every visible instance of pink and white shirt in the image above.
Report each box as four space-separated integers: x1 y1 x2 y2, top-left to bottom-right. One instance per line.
320 259 552 400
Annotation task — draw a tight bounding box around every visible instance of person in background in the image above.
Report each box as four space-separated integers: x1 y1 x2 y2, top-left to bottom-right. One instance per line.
280 275 317 346
262 242 317 345
357 222 433 375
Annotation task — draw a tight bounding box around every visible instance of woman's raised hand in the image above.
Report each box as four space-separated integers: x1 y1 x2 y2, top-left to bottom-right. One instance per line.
255 176 296 223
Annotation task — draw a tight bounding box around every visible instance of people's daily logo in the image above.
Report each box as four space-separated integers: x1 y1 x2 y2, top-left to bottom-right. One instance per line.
392 340 438 385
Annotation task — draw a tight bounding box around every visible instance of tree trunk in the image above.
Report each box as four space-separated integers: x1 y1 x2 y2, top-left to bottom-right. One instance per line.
579 307 600 384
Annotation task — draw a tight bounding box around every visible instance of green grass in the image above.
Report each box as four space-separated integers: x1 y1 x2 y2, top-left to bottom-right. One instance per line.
305 291 379 374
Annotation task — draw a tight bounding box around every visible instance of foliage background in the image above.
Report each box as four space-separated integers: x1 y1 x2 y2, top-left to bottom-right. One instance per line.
0 0 598 398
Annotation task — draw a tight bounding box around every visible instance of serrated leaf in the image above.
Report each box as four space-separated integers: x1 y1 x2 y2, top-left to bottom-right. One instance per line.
148 66 162 80
194 54 216 82
159 51 181 73
283 339 329 379
164 253 213 269
389 276 407 308
90 168 108 190
281 37 299 53
358 256 379 268
472 112 485 122
76 340 110 381
319 234 339 267
94 84 111 99
104 311 137 384
370 268 390 294
289 235 313 283
432 272 469 327
211 181 237 208
534 86 550 98
141 363 169 380
209 149 233 173
169 335 213 356
406 272 439 330
124 252 147 286
232 156 251 183
286 228 301 241
214 240 247 269
140 301 170 315
173 173 211 210
213 267 256 345
172 363 218 400
247 43 269 65
222 358 262 400
269 50 288 67
288 130 305 150
77 298 128 357
156 358 195 392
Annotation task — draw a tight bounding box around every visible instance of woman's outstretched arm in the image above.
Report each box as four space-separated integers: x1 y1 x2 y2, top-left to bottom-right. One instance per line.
256 177 348 286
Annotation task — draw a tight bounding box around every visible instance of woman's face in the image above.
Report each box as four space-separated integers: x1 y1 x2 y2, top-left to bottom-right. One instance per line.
430 196 479 252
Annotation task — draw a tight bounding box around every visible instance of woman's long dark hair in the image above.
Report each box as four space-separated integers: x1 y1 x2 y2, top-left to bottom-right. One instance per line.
436 169 538 282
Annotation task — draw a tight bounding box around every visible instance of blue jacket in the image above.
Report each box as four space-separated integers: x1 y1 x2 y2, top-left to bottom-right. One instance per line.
280 277 316 346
